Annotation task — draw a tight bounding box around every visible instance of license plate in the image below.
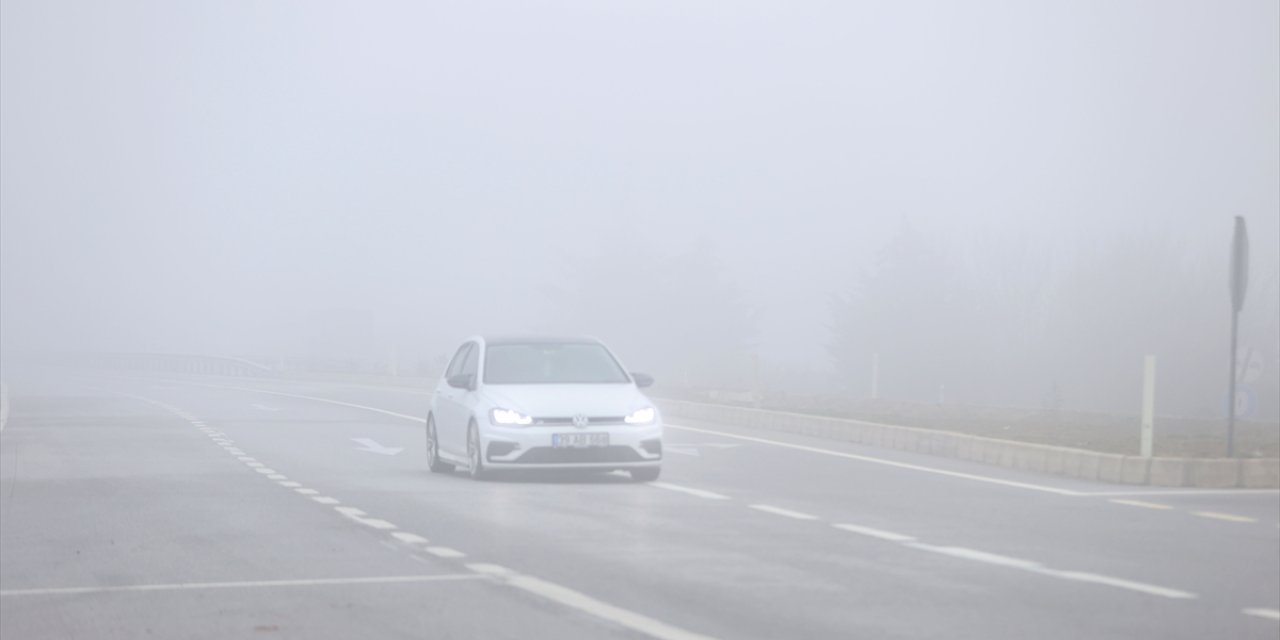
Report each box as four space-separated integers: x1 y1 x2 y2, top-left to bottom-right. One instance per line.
552 433 609 448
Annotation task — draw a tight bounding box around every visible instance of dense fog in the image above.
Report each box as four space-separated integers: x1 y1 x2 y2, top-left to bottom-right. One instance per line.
2 1 1277 419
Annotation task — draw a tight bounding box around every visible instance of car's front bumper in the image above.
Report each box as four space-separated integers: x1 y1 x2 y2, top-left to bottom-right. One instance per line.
480 423 663 469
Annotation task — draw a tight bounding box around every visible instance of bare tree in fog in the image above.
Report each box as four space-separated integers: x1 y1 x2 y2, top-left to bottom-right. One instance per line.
829 221 965 403
545 236 756 390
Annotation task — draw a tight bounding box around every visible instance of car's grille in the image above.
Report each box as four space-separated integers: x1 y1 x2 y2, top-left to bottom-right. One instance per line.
532 416 626 426
514 446 645 464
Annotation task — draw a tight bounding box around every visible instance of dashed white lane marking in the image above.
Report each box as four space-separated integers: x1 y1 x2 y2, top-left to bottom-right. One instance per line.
425 546 466 558
649 482 731 500
1082 489 1280 497
466 563 714 640
278 481 302 488
666 423 1085 497
748 504 819 520
1192 511 1257 523
333 506 396 530
311 497 341 505
0 574 486 597
245 461 265 468
237 457 257 462
1243 608 1280 621
267 474 288 480
295 488 319 496
1109 499 1173 510
832 523 916 542
391 532 429 545
255 468 278 475
905 543 1196 599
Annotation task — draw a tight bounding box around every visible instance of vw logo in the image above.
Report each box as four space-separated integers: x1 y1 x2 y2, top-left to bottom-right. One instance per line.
572 414 589 428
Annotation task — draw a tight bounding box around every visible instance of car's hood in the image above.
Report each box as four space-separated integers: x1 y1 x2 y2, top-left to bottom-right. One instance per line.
481 384 651 417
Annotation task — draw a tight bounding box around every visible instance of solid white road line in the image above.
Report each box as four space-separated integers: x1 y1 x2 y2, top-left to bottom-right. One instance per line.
666 423 1084 497
1192 511 1257 523
649 482 731 500
0 574 485 597
1109 499 1173 510
832 523 916 542
1243 608 1280 621
748 504 820 520
905 543 1196 599
467 563 714 640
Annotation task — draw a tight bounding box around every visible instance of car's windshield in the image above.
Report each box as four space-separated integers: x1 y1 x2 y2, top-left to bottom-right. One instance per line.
484 343 630 384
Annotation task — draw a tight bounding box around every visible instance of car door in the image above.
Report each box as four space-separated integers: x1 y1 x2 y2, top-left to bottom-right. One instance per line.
435 342 474 457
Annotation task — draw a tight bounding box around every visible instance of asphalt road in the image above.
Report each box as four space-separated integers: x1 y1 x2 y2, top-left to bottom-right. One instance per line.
1 370 1277 639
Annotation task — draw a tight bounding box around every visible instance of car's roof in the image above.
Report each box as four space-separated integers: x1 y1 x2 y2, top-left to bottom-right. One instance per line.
480 335 602 346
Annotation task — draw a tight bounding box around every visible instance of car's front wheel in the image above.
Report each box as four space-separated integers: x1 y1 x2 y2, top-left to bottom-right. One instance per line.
426 415 454 474
629 467 660 482
467 421 490 481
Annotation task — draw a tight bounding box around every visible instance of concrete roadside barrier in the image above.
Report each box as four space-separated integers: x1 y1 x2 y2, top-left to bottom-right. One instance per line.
1241 458 1280 488
655 398 1278 488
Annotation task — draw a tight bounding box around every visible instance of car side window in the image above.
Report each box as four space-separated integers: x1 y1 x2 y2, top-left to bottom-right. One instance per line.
459 343 480 377
444 344 471 378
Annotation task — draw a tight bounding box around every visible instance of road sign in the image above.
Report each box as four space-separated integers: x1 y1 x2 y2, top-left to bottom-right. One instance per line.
1235 389 1258 420
1237 347 1264 384
1226 216 1250 457
1230 216 1249 312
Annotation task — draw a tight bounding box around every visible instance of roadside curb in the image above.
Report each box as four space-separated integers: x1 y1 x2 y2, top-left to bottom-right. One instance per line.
654 398 1280 489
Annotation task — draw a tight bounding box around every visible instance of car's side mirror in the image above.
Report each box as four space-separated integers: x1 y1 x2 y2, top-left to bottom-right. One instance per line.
631 372 654 388
447 373 475 390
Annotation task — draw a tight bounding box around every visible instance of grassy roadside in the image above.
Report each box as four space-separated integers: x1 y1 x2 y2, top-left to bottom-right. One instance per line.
657 388 1280 459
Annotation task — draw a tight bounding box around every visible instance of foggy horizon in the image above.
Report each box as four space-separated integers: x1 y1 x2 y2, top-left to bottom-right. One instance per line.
3 0 1278 417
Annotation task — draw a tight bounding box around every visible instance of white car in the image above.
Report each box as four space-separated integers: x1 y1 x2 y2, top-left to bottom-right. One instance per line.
425 336 663 481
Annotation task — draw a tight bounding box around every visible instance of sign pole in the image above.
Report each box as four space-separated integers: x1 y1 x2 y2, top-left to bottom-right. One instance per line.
1227 216 1249 458
1141 355 1156 458
1228 311 1238 457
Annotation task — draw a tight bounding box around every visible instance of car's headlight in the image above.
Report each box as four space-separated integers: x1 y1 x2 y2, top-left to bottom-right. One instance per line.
490 408 533 426
624 407 655 425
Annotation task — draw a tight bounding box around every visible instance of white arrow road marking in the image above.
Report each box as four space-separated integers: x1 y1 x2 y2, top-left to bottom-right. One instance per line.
251 403 281 412
351 437 403 456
